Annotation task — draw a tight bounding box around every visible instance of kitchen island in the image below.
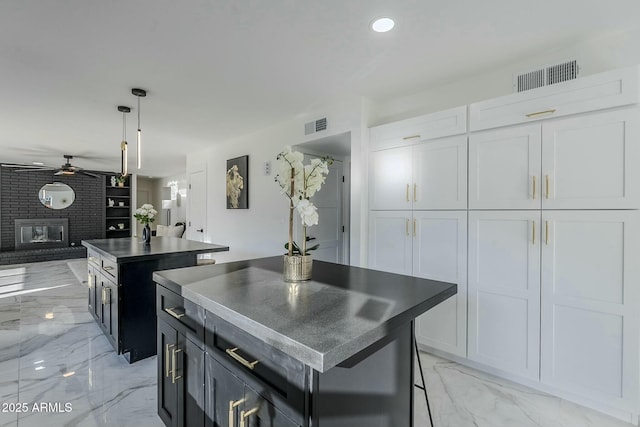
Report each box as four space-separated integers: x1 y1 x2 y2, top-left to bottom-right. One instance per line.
81 237 228 363
153 256 456 427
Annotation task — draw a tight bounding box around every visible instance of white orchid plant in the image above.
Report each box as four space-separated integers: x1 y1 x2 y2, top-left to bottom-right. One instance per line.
275 146 332 256
133 204 158 225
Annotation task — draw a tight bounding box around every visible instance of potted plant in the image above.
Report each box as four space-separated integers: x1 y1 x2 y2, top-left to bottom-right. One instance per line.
133 204 158 245
115 175 126 187
275 146 332 281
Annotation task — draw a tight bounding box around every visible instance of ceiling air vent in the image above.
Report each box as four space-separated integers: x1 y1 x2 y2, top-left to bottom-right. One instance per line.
514 60 580 92
304 117 327 135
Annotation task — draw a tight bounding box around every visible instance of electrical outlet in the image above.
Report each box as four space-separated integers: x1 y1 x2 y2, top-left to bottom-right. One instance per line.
264 161 271 175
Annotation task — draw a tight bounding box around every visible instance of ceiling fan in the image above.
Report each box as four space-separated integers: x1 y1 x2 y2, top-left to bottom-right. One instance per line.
1 155 99 178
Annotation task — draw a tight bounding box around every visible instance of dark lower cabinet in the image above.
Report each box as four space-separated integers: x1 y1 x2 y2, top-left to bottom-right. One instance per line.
99 274 119 347
205 356 298 427
87 264 98 321
158 318 205 427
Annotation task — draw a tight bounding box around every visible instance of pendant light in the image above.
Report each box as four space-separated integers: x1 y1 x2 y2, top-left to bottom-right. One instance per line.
131 88 147 169
118 106 131 177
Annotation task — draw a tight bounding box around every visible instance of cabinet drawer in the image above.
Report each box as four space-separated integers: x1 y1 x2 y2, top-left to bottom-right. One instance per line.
87 249 100 267
156 285 205 345
205 313 306 424
469 66 639 131
370 105 467 150
100 257 118 280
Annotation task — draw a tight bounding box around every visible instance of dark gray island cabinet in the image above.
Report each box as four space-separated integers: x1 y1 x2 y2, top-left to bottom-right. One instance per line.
81 237 228 363
153 256 456 427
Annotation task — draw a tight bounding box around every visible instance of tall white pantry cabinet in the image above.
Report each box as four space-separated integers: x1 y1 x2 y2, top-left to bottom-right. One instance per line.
368 65 640 422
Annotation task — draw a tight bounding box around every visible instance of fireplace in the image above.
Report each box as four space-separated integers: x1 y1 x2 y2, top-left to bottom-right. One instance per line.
15 219 69 250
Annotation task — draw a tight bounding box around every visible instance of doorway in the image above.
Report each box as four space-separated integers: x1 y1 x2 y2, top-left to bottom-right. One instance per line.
188 167 207 242
295 131 351 264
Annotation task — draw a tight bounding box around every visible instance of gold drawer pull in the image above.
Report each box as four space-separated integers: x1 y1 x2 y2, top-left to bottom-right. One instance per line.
102 265 114 271
545 174 550 199
532 221 536 245
525 108 556 118
171 347 182 383
532 176 536 200
226 347 259 370
240 407 259 427
88 256 97 263
165 307 185 319
545 220 550 245
402 134 421 140
229 398 245 427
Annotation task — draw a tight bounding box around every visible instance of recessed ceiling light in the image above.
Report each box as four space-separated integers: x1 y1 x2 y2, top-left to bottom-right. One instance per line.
371 17 395 33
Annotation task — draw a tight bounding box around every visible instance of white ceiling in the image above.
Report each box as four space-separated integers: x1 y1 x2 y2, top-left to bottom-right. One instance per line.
1 0 638 177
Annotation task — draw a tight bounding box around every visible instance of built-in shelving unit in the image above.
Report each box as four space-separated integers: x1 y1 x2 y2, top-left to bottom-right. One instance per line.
105 176 131 238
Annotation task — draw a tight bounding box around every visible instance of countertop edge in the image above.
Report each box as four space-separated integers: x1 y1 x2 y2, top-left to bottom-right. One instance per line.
82 240 229 263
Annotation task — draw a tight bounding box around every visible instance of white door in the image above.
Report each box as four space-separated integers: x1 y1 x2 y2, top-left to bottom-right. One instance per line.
187 168 207 242
369 147 412 210
469 125 541 210
540 210 640 409
541 108 640 210
413 136 467 210
303 159 344 263
413 211 467 357
368 211 412 275
468 210 541 380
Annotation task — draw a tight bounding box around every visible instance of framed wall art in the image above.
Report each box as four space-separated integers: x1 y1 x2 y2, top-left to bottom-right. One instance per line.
226 155 248 209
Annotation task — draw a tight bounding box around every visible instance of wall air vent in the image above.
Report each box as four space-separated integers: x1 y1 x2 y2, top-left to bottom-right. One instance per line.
304 117 327 135
514 60 580 92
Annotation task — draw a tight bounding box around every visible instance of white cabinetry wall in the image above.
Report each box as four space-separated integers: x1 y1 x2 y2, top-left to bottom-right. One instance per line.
369 65 640 423
368 106 468 358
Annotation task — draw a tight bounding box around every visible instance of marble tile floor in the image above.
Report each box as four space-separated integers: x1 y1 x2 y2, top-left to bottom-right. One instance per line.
0 259 633 427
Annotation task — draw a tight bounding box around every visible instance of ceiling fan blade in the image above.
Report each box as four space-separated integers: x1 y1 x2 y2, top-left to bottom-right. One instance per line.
79 170 99 178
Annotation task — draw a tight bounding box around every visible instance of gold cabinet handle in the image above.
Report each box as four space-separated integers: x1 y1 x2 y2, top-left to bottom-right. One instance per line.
545 220 549 245
101 287 106 304
165 307 185 319
228 398 245 427
406 184 410 202
413 183 417 202
532 221 536 245
413 219 417 237
545 174 550 199
525 108 556 118
88 256 97 263
102 266 114 271
226 347 259 370
532 176 536 200
165 344 174 377
402 134 421 140
88 274 92 289
405 219 409 236
240 407 259 427
171 347 182 383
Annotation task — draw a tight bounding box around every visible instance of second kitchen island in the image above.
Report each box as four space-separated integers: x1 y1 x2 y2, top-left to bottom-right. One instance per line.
153 256 456 427
82 237 229 363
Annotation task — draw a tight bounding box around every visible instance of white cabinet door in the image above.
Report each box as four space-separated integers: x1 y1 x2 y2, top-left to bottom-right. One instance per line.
468 211 541 380
469 125 541 210
413 136 468 210
414 211 467 357
368 211 412 275
542 108 640 209
369 147 412 210
540 210 640 410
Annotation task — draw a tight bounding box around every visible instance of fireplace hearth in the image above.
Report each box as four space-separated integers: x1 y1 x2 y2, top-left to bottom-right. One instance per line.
15 219 69 250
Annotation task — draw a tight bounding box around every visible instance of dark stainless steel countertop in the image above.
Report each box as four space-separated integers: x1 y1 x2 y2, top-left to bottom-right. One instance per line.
153 256 456 372
82 237 229 263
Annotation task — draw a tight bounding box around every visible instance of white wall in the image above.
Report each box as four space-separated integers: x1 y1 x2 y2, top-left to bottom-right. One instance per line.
186 28 640 266
187 95 367 264
370 28 640 125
